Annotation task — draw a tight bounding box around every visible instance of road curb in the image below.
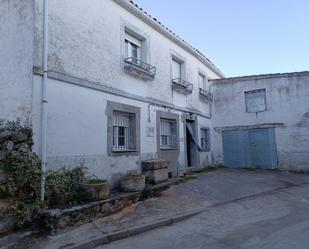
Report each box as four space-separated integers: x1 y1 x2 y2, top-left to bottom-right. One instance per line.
69 182 309 249
69 208 205 249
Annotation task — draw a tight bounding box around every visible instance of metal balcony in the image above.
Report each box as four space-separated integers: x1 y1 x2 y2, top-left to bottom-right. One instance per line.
124 57 156 80
199 88 213 102
172 78 193 94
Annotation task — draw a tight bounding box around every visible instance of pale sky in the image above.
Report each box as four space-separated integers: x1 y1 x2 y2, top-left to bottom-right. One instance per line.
133 0 309 77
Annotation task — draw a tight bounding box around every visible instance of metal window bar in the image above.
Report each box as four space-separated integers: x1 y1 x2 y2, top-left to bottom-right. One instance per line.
113 111 135 150
124 57 156 76
172 78 193 92
199 88 213 101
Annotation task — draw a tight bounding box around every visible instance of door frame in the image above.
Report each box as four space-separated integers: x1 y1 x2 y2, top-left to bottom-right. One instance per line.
183 114 200 169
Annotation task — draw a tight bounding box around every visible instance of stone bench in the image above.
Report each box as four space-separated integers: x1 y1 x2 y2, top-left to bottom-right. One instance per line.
142 159 169 184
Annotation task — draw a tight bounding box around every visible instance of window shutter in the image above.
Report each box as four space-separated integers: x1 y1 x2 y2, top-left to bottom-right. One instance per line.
170 121 177 148
206 129 210 151
125 32 142 47
172 59 181 79
128 115 136 149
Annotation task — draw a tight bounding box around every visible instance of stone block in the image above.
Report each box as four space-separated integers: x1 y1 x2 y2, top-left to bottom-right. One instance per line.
11 132 27 144
121 175 145 192
2 140 14 152
57 215 72 229
142 159 169 184
14 143 30 153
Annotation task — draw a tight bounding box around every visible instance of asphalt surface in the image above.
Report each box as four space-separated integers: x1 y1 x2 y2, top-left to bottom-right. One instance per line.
97 170 309 249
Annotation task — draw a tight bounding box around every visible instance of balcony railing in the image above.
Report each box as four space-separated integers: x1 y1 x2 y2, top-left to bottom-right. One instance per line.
172 78 193 94
199 88 213 102
124 57 156 80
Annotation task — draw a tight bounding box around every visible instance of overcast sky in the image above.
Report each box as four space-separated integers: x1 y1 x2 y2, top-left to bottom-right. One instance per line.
133 0 309 77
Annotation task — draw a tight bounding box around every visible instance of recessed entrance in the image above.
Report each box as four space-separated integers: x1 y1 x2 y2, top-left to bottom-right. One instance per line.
185 119 198 168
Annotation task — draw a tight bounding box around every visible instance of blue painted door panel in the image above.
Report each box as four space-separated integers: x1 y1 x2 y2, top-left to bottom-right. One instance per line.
222 128 277 169
222 130 251 168
249 128 277 169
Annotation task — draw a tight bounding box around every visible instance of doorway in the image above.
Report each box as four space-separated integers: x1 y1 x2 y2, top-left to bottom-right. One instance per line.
186 119 198 168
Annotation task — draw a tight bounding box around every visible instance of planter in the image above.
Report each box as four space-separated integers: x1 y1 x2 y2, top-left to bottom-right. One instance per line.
121 175 145 192
142 159 169 184
79 182 110 201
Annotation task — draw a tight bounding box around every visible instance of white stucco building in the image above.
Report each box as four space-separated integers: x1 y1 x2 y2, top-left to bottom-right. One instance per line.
1 0 309 186
1 0 224 186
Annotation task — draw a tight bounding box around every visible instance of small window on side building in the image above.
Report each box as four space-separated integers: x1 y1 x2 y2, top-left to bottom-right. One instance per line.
200 128 210 151
245 89 266 113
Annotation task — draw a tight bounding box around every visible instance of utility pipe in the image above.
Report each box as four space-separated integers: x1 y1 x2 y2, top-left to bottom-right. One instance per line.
41 0 49 201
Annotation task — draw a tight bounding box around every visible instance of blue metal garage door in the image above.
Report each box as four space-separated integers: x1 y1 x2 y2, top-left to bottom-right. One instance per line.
222 128 278 169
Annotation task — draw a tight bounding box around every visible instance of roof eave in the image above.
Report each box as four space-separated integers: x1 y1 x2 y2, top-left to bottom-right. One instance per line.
113 0 224 79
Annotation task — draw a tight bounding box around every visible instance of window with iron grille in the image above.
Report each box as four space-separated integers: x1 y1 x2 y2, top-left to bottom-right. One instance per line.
160 118 177 149
201 128 210 151
113 111 136 151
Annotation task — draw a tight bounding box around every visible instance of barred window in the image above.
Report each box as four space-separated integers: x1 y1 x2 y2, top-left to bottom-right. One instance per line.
113 111 136 151
201 128 210 151
160 118 177 149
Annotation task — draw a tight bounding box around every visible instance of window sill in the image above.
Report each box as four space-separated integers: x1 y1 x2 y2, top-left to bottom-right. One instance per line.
112 149 138 153
160 147 179 150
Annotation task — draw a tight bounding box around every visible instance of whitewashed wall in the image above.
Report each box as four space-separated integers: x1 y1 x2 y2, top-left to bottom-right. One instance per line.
0 0 34 125
30 0 218 184
211 72 309 170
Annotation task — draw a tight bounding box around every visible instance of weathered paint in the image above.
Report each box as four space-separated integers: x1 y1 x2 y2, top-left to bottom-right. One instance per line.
222 128 277 169
0 0 34 125
29 0 217 183
212 72 309 170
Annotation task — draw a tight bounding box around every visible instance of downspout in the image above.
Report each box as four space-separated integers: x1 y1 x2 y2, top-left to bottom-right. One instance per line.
41 0 49 201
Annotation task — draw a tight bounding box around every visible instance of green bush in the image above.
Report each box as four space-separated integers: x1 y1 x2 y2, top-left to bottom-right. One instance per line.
45 163 88 208
0 152 42 227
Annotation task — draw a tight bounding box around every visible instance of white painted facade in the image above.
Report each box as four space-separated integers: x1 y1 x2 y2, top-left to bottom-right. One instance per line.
2 0 308 185
0 0 222 187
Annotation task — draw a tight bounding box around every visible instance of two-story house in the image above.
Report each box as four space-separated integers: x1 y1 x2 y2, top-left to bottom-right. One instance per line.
2 0 308 186
0 0 223 187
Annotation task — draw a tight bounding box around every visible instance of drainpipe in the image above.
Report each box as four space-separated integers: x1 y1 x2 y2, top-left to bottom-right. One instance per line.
41 0 49 201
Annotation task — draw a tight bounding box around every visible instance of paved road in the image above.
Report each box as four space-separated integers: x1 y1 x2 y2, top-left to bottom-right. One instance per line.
98 172 309 249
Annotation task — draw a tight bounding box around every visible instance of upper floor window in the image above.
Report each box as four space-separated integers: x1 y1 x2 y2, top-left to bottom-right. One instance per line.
172 59 182 79
125 32 141 60
124 31 156 80
245 89 266 113
160 118 177 149
198 73 208 90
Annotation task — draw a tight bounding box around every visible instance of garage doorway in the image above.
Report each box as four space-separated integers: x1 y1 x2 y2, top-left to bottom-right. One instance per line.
222 128 278 169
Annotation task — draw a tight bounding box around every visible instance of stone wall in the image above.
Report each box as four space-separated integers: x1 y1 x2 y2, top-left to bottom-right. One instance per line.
0 120 34 235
